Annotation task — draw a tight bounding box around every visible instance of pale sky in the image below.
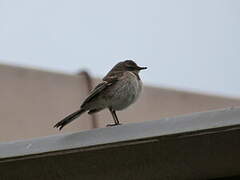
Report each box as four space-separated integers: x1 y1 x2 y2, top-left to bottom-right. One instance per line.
0 0 240 97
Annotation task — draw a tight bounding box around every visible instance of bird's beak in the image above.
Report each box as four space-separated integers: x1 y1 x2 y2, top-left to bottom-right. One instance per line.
138 66 147 70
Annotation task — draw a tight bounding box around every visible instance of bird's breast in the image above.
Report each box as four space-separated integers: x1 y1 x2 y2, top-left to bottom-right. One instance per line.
109 71 142 110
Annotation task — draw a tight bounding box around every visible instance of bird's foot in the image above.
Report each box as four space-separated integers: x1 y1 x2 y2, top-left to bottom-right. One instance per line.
106 123 122 127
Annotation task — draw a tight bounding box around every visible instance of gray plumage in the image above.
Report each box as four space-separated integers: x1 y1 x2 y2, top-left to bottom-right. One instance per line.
54 60 147 130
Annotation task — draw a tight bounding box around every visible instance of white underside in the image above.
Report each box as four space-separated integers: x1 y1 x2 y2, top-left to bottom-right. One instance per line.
109 71 142 110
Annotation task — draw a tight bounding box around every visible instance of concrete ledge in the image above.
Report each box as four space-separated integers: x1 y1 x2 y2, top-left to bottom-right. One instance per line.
1 107 240 179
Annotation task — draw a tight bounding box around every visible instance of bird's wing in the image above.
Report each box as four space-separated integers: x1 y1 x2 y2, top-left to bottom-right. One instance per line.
80 73 121 108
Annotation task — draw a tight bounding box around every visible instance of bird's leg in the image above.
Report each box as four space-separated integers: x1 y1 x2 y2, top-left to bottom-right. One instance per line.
112 110 120 125
107 108 121 127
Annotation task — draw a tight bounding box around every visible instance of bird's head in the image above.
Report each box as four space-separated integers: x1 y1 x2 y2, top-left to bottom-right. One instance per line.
114 60 147 73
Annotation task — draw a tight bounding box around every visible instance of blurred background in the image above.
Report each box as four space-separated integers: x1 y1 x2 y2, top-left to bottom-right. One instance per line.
1 0 240 97
1 0 240 141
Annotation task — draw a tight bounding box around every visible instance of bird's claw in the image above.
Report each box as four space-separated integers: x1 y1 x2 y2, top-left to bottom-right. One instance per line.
106 123 122 127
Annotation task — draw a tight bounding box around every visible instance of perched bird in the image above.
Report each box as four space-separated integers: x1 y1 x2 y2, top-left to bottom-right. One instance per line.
54 60 147 130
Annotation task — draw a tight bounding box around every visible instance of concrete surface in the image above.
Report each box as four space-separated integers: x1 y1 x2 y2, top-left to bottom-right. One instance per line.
0 107 240 179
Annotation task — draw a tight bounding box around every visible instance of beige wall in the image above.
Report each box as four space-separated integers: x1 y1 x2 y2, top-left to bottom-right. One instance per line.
0 64 92 142
1 64 240 142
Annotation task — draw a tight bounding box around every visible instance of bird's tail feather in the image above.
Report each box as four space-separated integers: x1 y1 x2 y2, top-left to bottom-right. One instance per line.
54 109 86 130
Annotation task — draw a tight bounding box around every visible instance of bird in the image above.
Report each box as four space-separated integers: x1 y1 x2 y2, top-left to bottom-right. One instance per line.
54 60 147 130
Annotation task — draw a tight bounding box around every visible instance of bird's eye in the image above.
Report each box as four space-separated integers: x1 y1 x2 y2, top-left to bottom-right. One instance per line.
124 60 137 70
127 66 135 70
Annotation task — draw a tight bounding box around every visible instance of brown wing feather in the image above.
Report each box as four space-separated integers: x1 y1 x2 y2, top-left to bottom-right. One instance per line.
80 74 120 109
